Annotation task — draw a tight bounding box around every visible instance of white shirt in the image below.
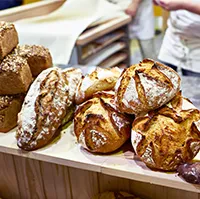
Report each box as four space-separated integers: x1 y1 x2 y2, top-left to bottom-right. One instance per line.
158 2 200 72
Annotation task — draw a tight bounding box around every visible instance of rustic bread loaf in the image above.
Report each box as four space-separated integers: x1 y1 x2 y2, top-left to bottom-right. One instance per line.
16 67 81 151
14 45 53 77
74 91 133 153
131 92 200 171
75 67 121 105
0 95 24 133
0 22 18 61
115 59 181 115
0 54 33 95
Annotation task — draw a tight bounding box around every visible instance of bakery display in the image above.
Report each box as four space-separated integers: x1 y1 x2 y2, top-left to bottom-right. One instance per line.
115 59 180 115
14 45 53 77
0 21 18 61
75 67 121 105
0 54 33 95
74 91 133 153
93 191 141 199
0 95 24 133
131 92 200 171
16 67 81 151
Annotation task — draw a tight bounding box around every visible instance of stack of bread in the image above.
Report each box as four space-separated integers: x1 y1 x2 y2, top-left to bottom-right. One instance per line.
0 21 52 133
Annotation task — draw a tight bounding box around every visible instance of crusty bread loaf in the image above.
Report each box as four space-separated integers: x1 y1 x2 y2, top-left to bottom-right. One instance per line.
0 55 33 95
16 67 81 151
0 22 18 61
14 45 52 77
75 67 121 105
93 191 141 199
115 59 181 115
0 95 24 133
131 92 200 171
74 91 133 153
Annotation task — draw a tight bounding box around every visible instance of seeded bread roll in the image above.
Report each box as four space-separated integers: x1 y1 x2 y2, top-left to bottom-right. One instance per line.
115 59 181 115
74 91 133 153
75 67 121 105
0 21 18 61
0 95 24 133
0 55 32 95
16 67 81 151
131 92 200 171
14 45 53 77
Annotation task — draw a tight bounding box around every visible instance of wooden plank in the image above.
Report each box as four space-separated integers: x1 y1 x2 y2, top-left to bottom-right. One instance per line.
13 156 46 199
69 167 99 199
0 153 21 199
40 161 72 199
76 15 132 46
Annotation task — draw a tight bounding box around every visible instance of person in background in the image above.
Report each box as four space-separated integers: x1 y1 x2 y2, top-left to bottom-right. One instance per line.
0 0 22 10
154 0 200 77
107 0 156 60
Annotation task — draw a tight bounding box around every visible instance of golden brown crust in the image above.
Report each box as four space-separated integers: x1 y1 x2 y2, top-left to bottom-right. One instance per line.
75 67 121 105
74 91 133 153
131 92 200 171
14 45 53 76
115 59 181 115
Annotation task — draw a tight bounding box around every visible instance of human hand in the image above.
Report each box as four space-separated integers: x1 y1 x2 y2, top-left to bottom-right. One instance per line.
125 0 141 17
156 0 186 11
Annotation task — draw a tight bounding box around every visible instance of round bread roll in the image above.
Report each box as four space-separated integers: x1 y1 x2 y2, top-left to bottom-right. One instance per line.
93 191 141 199
74 91 133 153
75 67 121 105
115 59 181 115
131 92 200 171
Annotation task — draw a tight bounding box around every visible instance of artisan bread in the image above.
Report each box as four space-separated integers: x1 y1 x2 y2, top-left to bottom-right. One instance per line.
0 95 24 133
16 67 81 151
74 91 133 153
93 191 141 199
0 54 33 95
0 21 18 61
115 59 181 115
131 92 200 171
14 45 53 77
75 67 121 105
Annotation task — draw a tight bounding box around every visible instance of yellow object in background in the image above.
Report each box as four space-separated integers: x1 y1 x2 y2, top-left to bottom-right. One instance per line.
23 0 41 4
154 5 162 16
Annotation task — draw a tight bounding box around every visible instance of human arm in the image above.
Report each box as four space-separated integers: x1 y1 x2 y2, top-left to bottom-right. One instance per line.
156 0 200 15
125 0 141 17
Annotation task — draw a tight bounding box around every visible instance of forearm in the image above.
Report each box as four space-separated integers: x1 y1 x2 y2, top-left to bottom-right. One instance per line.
183 1 200 15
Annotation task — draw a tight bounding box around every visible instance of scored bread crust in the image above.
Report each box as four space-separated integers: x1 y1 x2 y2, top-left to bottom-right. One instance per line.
75 67 121 105
115 59 181 115
74 91 133 153
131 92 200 171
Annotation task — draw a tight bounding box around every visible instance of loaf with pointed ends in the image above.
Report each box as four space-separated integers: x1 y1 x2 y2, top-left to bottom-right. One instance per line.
93 191 141 199
0 21 18 61
131 92 200 171
14 45 53 77
74 91 133 153
115 59 181 115
0 54 33 95
16 67 82 151
75 67 121 105
0 95 24 133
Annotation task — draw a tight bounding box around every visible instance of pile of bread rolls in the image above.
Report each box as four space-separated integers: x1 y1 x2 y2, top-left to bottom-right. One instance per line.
0 21 52 133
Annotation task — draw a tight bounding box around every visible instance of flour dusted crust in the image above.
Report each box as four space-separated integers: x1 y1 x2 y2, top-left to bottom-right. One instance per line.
75 67 121 105
131 92 200 171
74 91 132 153
115 59 181 115
16 67 80 151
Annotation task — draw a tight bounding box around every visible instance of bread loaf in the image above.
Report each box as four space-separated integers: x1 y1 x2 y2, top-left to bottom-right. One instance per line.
0 55 33 95
131 92 200 171
115 59 181 115
0 22 18 61
0 95 24 133
16 67 81 151
74 91 133 153
14 45 52 77
75 67 121 105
